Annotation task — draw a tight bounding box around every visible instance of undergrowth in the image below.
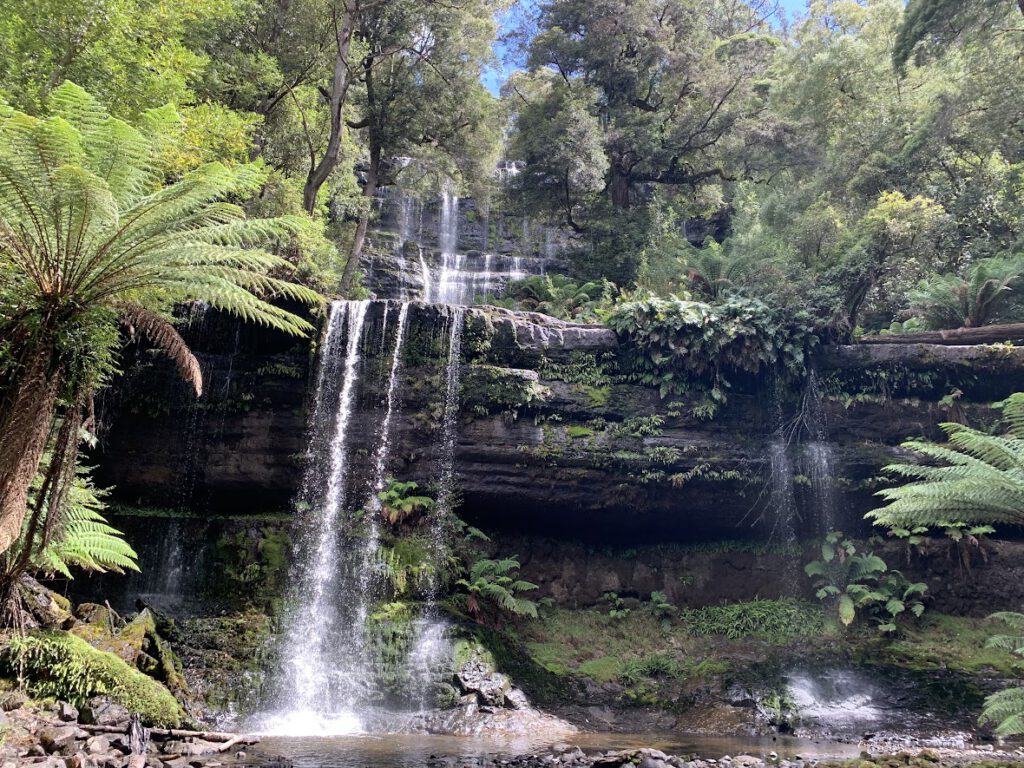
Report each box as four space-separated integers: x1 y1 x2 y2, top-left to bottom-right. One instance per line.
681 599 826 641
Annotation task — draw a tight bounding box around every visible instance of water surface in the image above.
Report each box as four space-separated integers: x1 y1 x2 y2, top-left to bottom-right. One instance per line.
248 731 864 767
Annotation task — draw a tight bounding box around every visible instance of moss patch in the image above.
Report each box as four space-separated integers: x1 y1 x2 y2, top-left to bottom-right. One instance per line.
867 613 1024 675
0 630 180 727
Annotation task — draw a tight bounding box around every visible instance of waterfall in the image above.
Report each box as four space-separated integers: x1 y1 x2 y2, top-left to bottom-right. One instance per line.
439 185 459 256
368 303 409 504
766 382 799 548
260 299 463 734
419 252 433 303
802 368 839 534
262 300 372 736
436 307 464 524
787 668 882 731
400 307 463 708
397 194 415 249
418 185 535 304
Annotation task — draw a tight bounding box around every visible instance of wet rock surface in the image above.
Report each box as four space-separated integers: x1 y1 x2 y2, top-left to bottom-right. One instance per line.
92 301 1024 544
425 747 1024 768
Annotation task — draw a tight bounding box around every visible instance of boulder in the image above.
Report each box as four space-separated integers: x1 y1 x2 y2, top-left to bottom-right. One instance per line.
59 701 80 722
504 688 530 710
456 652 512 707
85 737 112 756
39 725 80 755
18 576 73 629
0 692 26 712
80 698 131 727
74 604 123 630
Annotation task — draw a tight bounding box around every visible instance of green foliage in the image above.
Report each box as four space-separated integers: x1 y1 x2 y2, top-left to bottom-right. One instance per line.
454 557 539 627
647 591 677 625
681 599 825 642
0 630 181 726
376 536 438 598
908 255 1024 329
606 295 820 400
619 652 687 685
376 479 434 527
26 466 139 579
981 612 1024 737
487 274 614 322
805 533 926 632
869 393 1024 530
602 592 631 620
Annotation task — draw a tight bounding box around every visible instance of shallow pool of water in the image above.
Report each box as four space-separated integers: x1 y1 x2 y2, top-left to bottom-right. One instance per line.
248 731 864 768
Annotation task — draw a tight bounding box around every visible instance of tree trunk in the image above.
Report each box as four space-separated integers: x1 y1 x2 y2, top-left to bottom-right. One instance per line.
340 148 380 294
339 59 379 295
858 323 1024 345
0 341 63 557
609 165 631 209
302 0 358 213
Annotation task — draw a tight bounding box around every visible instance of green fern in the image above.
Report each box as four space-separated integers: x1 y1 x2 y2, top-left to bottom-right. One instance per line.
908 255 1024 330
455 557 540 626
868 393 1024 530
981 611 1024 736
376 479 434 527
22 462 138 579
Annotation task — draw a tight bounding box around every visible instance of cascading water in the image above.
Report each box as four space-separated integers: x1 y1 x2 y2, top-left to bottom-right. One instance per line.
765 382 799 548
417 184 539 304
786 668 882 733
260 299 462 734
801 368 839 534
261 300 373 735
401 307 463 710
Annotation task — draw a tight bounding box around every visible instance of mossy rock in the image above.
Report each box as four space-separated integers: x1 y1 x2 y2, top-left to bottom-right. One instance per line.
0 630 181 727
461 365 547 416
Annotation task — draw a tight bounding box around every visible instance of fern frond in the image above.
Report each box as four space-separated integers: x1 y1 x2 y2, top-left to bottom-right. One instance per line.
116 302 202 396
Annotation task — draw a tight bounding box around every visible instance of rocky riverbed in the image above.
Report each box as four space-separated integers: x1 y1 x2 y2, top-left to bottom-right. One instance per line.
425 746 1024 768
0 702 256 768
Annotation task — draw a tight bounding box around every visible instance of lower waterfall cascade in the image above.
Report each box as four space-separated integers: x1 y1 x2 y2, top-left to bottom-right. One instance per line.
255 299 462 735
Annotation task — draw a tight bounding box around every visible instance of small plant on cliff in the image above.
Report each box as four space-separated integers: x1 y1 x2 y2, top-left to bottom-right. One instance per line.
377 479 435 527
454 557 539 628
603 591 631 619
868 393 1024 532
805 532 926 633
648 591 677 624
980 612 1024 737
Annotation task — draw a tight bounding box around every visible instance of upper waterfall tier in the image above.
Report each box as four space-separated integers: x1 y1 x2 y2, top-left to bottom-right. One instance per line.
363 188 571 304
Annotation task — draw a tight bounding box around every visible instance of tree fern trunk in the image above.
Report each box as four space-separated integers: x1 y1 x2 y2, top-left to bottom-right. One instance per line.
0 340 64 557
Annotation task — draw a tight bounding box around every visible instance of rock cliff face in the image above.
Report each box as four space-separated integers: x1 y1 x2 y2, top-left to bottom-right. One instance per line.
94 300 1024 545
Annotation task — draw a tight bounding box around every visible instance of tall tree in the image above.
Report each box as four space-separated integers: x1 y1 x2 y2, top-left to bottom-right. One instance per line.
339 0 503 292
516 0 778 215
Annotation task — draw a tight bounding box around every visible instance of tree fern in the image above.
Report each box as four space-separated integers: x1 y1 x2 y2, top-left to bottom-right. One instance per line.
868 393 1024 530
982 686 1024 738
455 556 540 626
980 612 1024 736
0 82 324 555
909 255 1024 330
985 612 1024 654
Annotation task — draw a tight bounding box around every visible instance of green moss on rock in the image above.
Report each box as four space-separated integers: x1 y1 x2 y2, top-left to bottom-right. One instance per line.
0 630 181 727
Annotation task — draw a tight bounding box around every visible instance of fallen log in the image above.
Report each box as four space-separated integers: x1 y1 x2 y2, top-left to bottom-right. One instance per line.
859 323 1024 345
37 718 258 744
